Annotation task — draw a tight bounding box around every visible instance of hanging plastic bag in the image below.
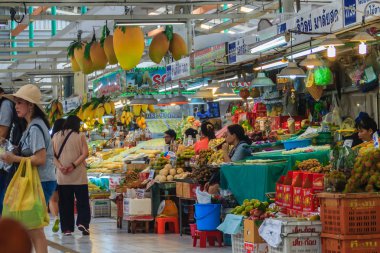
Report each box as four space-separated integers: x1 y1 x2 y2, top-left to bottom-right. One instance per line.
196 187 211 204
331 94 342 127
2 159 49 230
314 66 333 86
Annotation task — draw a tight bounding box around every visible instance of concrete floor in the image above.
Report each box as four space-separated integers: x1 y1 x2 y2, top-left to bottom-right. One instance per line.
45 218 232 253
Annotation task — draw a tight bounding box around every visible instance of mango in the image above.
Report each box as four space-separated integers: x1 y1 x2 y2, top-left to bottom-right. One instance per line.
74 43 94 75
149 32 170 64
103 35 118 65
104 102 112 115
148 104 155 113
90 41 108 70
113 27 145 70
169 33 187 61
70 56 80 72
141 104 148 113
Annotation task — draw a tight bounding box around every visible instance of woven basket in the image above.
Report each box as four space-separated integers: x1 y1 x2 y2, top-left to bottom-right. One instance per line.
307 84 323 101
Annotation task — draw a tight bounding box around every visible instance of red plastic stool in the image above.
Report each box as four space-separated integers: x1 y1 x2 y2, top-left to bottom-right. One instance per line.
193 230 223 248
155 217 179 234
190 224 197 238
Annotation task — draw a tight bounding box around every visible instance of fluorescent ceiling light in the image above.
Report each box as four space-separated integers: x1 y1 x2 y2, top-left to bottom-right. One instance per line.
149 7 166 15
117 21 185 26
187 83 208 91
288 46 326 60
254 60 288 71
250 36 287 54
159 84 179 92
228 30 236 34
240 6 254 13
218 76 238 83
200 24 212 29
215 97 252 101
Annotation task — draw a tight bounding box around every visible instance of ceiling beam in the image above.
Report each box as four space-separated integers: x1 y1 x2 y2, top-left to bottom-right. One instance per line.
0 47 67 52
1 0 244 7
0 38 76 43
0 69 72 73
0 53 67 60
11 6 49 37
0 13 256 21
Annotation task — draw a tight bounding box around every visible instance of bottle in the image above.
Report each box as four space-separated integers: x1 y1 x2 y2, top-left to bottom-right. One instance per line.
187 135 193 146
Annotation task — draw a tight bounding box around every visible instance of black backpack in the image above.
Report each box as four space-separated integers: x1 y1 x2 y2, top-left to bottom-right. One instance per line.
0 98 27 146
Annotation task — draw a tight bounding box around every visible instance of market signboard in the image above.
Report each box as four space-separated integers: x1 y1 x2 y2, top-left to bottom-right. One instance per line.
276 2 343 44
343 0 380 27
92 70 124 97
166 57 190 81
62 96 81 113
126 67 167 89
227 36 256 64
190 43 227 76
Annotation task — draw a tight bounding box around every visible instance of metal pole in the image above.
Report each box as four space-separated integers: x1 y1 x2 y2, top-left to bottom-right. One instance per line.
28 6 34 47
51 6 57 36
186 20 192 54
81 6 88 14
11 20 17 56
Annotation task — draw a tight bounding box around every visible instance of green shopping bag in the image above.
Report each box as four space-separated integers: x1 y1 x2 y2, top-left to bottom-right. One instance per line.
2 159 49 230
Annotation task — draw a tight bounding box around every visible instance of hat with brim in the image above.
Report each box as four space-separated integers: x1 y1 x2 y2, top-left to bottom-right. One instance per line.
3 84 45 114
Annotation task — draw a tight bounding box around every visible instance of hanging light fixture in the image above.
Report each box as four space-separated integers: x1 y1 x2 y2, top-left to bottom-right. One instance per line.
189 98 206 104
350 31 376 55
214 83 236 96
193 88 214 98
146 94 158 105
278 61 306 79
300 54 324 69
157 94 170 106
320 34 344 58
251 72 275 87
170 91 189 105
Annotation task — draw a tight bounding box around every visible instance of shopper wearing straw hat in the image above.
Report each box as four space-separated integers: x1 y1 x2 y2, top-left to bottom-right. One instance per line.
0 84 56 253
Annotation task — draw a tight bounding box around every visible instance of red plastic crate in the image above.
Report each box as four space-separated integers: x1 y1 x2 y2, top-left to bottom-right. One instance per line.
318 192 380 235
321 233 380 253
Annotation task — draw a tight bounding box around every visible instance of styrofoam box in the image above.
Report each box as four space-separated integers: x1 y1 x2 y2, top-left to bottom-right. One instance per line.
268 233 321 253
267 218 322 236
90 199 111 218
232 233 245 253
123 198 151 216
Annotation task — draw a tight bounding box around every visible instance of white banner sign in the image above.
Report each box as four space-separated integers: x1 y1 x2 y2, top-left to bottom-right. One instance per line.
227 36 256 64
62 96 81 113
166 57 190 81
343 0 380 27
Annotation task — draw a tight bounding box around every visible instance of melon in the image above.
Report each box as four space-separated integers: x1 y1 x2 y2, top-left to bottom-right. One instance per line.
169 33 187 61
113 26 145 70
149 32 170 64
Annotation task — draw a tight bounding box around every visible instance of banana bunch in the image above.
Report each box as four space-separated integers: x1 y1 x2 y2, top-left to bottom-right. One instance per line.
120 111 133 126
136 116 147 129
46 99 64 125
76 97 115 125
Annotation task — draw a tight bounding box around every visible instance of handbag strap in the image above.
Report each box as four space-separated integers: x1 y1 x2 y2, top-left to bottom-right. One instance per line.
54 130 74 160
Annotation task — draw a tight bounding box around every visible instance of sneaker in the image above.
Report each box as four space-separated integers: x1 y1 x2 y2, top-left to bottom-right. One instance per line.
52 218 60 233
63 231 72 236
78 224 90 236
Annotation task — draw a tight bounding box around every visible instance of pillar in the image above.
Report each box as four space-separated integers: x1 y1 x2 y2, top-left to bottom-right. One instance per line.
28 7 34 48
74 72 88 98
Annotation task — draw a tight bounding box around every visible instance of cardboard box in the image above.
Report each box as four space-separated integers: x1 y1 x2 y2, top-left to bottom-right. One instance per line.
275 176 285 206
123 198 151 216
176 182 183 197
244 219 265 244
282 185 293 209
292 187 303 211
302 188 322 212
244 242 268 253
182 182 197 199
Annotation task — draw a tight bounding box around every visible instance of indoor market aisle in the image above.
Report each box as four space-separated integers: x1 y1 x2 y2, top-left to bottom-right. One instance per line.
45 218 232 253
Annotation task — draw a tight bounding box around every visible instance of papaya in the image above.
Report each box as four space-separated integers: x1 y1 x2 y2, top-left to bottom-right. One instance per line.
149 32 170 64
169 33 187 61
113 26 145 70
103 36 118 65
90 41 108 70
70 56 81 72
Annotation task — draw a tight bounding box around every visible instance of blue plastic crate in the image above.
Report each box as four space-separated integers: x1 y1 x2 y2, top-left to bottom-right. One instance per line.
283 139 312 150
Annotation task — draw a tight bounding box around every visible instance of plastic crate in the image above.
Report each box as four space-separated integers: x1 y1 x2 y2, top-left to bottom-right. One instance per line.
321 233 380 253
266 218 322 236
283 139 312 150
232 233 245 253
91 199 111 218
318 192 380 235
268 233 321 253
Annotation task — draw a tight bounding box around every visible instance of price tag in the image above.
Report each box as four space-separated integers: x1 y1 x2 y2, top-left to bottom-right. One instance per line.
148 169 155 180
373 132 379 148
343 139 353 148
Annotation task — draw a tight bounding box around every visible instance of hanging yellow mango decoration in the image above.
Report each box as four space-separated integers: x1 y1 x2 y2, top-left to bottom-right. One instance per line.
69 31 94 75
169 32 188 61
113 26 145 70
149 26 172 64
101 23 118 65
85 31 108 71
67 34 84 72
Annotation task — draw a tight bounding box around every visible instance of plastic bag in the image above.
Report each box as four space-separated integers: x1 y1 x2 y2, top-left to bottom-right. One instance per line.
196 187 211 204
2 159 49 230
314 66 333 86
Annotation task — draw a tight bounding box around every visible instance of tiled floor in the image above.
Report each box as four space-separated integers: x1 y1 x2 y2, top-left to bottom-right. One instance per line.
45 218 232 253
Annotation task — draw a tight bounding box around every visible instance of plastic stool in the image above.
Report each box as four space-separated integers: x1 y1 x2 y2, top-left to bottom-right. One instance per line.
193 230 223 248
155 217 179 234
